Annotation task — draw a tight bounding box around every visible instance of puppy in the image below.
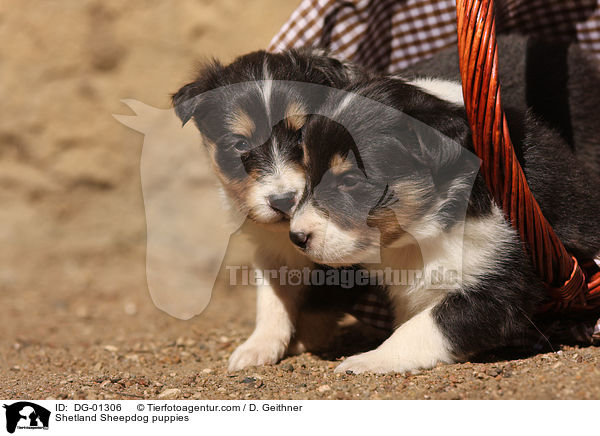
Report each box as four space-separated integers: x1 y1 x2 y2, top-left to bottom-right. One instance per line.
291 76 600 373
171 49 364 370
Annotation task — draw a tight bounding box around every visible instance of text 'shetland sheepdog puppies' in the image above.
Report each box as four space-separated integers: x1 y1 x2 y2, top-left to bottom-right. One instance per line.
291 76 600 373
172 49 364 370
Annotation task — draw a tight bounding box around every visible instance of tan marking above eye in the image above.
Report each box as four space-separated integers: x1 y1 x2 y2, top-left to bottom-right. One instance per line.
284 101 307 131
227 108 256 138
329 154 353 175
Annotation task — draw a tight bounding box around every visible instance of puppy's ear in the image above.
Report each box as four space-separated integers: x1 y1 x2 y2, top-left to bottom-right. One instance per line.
171 60 224 125
297 48 365 87
171 82 203 125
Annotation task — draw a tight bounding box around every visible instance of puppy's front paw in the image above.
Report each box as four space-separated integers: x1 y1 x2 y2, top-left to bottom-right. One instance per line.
228 335 287 371
334 350 399 374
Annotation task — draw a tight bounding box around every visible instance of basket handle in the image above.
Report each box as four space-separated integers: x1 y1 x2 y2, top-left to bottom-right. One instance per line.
454 0 596 309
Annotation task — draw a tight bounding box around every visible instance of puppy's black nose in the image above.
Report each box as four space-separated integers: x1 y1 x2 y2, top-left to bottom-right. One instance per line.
289 231 310 249
268 192 296 215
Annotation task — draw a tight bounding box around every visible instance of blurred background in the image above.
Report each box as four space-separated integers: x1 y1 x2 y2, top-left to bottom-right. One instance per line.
0 0 297 354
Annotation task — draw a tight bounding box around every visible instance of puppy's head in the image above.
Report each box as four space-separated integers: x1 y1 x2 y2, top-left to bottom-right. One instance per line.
290 78 478 265
172 49 363 228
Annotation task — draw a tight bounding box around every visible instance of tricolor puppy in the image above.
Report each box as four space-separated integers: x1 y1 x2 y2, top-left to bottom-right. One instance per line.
292 76 600 373
172 49 364 371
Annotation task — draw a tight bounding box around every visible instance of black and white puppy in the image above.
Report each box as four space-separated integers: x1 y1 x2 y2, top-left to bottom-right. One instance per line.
172 49 363 370
291 76 600 373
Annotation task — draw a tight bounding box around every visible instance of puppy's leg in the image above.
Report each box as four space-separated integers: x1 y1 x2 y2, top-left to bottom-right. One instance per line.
334 307 453 374
335 267 543 374
228 279 302 371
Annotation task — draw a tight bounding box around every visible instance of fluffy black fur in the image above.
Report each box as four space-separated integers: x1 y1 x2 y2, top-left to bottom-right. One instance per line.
402 33 600 179
172 48 364 125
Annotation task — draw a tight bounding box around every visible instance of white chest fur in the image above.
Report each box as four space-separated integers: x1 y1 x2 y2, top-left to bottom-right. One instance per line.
377 205 516 326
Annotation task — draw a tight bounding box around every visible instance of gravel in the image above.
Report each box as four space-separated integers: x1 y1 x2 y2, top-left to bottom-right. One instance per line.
3 284 600 400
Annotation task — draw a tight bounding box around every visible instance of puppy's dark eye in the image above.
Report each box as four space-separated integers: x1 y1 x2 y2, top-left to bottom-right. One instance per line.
233 139 251 153
338 173 360 190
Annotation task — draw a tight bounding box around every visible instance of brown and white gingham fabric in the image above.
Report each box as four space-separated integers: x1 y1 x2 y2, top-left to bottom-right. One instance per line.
270 0 600 74
269 0 600 344
350 288 396 331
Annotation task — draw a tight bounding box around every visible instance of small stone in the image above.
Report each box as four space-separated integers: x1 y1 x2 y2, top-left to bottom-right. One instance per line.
202 368 213 374
241 377 256 384
92 362 103 372
283 364 294 372
487 368 502 377
317 384 331 393
158 388 181 400
104 345 118 353
345 370 354 375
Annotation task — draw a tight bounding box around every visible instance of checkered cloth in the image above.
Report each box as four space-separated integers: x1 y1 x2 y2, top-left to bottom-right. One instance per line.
350 288 396 330
270 0 600 346
270 0 600 73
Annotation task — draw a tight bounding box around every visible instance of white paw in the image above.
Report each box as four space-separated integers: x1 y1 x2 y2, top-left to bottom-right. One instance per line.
228 335 287 371
334 349 402 374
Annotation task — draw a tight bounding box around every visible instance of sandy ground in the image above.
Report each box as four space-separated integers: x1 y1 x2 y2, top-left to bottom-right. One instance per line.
3 282 600 400
1 0 600 400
